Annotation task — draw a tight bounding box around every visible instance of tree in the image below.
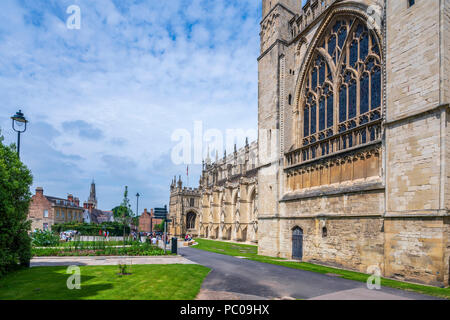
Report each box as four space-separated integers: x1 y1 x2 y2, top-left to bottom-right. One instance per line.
112 206 122 219
114 186 133 238
132 216 139 229
154 220 165 232
0 129 33 277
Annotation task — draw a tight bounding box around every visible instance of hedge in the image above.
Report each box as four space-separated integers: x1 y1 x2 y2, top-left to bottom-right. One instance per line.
52 222 130 236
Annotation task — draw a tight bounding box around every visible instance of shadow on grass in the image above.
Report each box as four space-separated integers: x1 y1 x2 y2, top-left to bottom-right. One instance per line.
30 261 88 267
0 266 113 300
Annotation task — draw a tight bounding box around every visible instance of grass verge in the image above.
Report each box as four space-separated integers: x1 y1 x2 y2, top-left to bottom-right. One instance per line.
193 238 450 299
0 264 210 300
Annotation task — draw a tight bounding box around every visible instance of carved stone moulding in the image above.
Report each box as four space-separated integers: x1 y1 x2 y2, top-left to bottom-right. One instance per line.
285 143 381 177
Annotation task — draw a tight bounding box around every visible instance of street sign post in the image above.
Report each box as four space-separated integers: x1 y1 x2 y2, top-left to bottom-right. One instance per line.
153 205 169 253
154 205 168 219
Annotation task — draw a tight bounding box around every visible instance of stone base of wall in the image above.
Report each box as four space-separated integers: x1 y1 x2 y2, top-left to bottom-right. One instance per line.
384 217 449 287
258 215 450 287
277 216 384 273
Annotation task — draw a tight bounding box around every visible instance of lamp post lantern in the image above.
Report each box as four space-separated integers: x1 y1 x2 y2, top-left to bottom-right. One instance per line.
11 110 28 159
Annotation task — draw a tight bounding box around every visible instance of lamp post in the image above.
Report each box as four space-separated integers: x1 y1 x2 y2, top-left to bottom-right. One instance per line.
11 110 28 159
136 192 140 238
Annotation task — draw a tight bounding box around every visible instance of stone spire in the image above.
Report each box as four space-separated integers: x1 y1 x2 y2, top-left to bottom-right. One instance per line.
205 145 211 165
88 179 97 209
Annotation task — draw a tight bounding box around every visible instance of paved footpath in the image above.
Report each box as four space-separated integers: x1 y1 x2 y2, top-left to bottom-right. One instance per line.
180 247 441 300
30 255 196 267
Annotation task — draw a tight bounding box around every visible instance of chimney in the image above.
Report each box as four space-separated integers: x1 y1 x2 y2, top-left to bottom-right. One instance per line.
74 197 80 207
36 187 44 196
83 202 88 209
88 202 94 213
150 208 154 217
143 208 148 216
68 194 74 202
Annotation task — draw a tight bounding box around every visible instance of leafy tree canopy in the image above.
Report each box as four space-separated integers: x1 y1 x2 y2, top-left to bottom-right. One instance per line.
0 129 33 276
112 186 134 219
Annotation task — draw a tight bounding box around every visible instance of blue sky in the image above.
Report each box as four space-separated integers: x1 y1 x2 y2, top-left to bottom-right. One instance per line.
0 0 264 213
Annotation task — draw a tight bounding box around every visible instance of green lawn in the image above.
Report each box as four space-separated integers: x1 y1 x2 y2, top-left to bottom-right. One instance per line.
193 238 450 299
0 264 210 300
193 238 259 257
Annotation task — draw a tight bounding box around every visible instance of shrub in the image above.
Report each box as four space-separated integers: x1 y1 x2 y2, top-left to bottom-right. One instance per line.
31 230 60 247
0 130 33 277
31 243 166 257
52 222 130 236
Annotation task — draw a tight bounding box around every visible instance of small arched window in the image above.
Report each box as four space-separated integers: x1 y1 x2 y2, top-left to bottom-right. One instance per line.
322 227 328 238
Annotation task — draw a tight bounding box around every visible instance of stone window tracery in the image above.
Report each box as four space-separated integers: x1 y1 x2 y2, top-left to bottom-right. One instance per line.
296 17 382 164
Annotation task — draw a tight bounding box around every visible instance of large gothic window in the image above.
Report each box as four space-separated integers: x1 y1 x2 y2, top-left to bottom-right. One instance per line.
186 212 196 229
298 17 382 163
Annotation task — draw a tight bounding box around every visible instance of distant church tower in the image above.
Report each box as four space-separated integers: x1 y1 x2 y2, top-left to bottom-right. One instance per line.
87 180 98 209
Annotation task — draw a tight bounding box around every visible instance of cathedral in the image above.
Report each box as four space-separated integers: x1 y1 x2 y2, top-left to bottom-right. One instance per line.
169 0 450 287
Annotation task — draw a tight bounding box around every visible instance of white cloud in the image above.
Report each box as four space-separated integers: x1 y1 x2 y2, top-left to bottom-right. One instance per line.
0 0 261 211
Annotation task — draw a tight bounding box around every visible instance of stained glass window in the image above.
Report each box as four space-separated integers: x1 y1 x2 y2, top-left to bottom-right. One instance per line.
310 104 317 134
327 94 333 128
328 34 336 57
304 107 309 137
360 33 369 61
339 85 347 123
300 16 382 154
312 69 317 90
349 40 358 68
319 97 325 131
319 63 325 85
338 28 347 48
371 67 381 109
349 80 357 119
361 73 369 114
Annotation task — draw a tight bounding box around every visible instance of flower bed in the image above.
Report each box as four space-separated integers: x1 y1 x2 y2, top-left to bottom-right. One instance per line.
32 243 167 257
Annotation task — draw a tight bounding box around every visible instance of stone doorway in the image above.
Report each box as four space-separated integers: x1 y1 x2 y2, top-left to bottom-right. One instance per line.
292 227 303 260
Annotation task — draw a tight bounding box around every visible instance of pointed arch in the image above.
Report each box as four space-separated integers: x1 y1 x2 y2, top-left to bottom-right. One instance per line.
292 6 383 163
186 211 197 230
248 186 257 222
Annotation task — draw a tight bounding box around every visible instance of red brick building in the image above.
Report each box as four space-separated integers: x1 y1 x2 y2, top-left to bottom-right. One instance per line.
28 187 84 231
138 209 162 233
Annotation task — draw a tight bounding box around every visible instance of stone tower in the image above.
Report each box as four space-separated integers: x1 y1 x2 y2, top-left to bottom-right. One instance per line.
383 0 450 285
168 176 202 238
87 180 97 209
258 0 302 258
257 0 450 287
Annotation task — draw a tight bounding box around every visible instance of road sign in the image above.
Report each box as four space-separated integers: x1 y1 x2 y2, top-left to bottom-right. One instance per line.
154 205 168 219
